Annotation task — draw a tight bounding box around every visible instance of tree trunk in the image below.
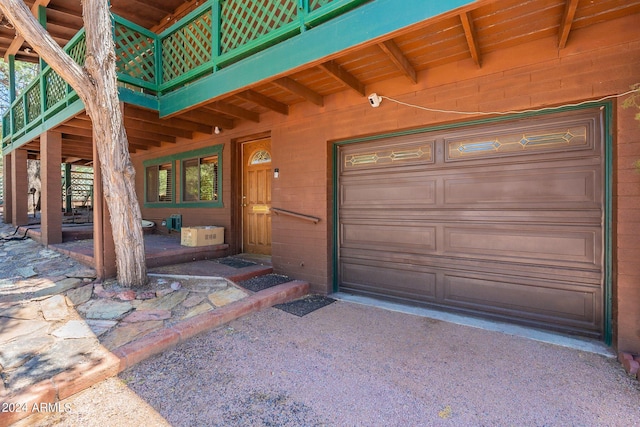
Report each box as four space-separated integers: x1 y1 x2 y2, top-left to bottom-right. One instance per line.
81 0 147 287
0 0 147 287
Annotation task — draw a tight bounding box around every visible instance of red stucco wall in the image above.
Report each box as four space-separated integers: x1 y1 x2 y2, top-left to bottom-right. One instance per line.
133 13 640 352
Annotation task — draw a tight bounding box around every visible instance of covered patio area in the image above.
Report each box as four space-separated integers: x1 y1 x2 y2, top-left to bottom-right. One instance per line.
15 222 231 269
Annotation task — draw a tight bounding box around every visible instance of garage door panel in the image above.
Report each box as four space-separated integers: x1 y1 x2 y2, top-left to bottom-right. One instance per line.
340 221 601 269
340 208 602 225
341 260 437 302
340 246 602 286
340 177 436 208
444 225 600 268
341 222 436 253
443 274 600 331
443 169 599 207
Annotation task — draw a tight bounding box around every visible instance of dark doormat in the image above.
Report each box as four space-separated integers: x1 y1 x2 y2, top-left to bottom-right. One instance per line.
238 274 291 292
217 257 257 269
274 295 336 317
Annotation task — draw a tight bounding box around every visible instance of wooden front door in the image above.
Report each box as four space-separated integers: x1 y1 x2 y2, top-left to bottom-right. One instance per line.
242 139 272 255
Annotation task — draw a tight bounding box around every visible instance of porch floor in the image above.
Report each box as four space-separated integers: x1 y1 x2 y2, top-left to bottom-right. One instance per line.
17 223 236 270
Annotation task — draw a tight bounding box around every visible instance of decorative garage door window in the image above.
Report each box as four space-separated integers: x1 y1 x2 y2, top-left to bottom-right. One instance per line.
344 141 434 169
447 125 588 160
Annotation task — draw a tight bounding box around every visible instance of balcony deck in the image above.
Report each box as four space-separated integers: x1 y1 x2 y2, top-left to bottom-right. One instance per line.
1 0 378 153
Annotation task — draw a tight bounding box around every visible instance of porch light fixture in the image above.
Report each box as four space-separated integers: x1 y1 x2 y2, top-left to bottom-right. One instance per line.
214 126 221 134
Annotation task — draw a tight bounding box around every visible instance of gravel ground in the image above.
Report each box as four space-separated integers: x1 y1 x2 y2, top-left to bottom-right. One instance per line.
19 301 640 426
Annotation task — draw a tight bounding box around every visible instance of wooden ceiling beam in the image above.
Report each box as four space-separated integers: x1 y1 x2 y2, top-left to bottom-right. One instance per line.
204 101 260 123
318 60 365 96
109 0 171 28
116 138 145 151
460 11 481 67
60 146 92 157
23 142 40 152
57 125 92 137
64 118 93 130
152 0 202 33
58 124 161 148
45 5 83 26
125 128 168 145
272 77 324 107
4 0 50 60
558 0 579 49
42 22 78 39
62 157 86 164
123 117 193 139
378 40 417 84
124 105 214 134
61 133 91 142
175 109 235 130
62 151 93 159
236 90 288 115
72 114 175 143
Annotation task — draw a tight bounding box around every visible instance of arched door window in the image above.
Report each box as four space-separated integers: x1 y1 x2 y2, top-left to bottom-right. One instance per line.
249 150 271 165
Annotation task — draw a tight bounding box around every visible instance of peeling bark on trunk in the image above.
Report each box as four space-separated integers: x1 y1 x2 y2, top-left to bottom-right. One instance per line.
0 0 147 287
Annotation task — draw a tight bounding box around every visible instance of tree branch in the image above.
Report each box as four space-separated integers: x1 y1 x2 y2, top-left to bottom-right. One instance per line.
0 0 94 100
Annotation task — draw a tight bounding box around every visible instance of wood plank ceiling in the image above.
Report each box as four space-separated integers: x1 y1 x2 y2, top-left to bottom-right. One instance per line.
2 0 640 164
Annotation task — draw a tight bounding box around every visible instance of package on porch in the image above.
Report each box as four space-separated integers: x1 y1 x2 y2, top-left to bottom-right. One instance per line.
180 226 224 247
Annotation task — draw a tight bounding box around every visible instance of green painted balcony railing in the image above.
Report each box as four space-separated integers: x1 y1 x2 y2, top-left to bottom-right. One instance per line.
2 0 369 148
2 29 85 147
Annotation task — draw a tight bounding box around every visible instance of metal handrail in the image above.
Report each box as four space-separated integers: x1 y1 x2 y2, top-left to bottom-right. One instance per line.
271 207 320 224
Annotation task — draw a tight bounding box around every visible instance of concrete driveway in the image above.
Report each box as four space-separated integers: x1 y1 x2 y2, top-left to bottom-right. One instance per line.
25 299 640 426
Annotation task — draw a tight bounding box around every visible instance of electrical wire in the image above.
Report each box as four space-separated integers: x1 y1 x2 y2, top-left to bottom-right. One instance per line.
379 87 640 116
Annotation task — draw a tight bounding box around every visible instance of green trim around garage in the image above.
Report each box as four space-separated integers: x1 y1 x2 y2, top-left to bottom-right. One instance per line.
332 101 613 344
143 144 224 209
602 103 613 346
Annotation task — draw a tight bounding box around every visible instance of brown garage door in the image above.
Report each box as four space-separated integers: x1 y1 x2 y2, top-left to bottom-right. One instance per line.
337 108 604 337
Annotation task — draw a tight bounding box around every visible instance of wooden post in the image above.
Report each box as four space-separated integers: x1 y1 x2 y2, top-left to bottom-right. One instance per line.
40 130 62 244
92 139 116 280
10 149 28 226
3 153 13 224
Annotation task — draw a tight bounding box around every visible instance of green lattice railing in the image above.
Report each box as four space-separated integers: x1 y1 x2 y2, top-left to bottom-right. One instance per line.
220 0 298 54
2 29 87 147
114 17 157 90
159 0 370 91
2 0 369 147
26 83 41 123
2 113 9 137
160 6 213 90
11 101 25 134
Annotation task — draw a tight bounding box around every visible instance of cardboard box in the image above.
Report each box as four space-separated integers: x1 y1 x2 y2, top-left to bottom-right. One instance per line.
180 226 224 247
